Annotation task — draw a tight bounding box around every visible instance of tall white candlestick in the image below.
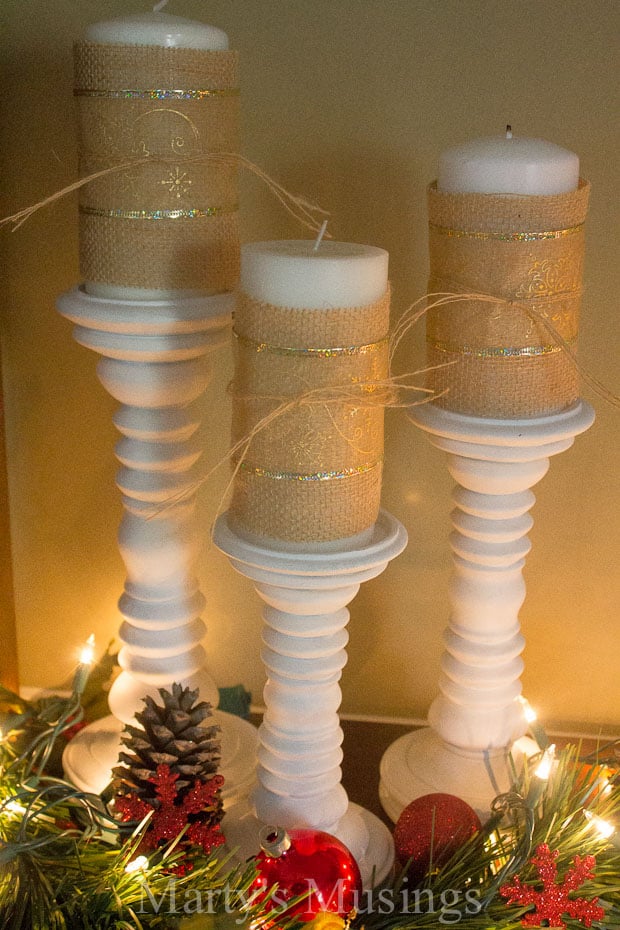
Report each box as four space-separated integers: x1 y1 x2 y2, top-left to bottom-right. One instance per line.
382 127 590 820
240 240 388 308
62 11 257 804
438 129 579 195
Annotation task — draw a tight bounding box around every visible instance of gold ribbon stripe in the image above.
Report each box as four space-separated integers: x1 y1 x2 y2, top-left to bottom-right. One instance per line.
428 337 576 359
240 458 383 482
80 204 238 221
233 329 389 358
74 87 239 99
429 222 583 242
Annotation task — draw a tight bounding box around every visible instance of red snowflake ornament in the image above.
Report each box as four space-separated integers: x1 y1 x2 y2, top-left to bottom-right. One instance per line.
500 843 605 928
115 764 225 855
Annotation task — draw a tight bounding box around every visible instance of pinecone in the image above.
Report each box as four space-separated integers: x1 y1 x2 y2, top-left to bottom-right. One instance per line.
112 683 223 822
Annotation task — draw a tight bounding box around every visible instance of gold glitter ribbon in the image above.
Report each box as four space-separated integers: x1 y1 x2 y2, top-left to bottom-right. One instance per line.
74 87 239 100
425 179 590 418
79 204 238 220
429 337 574 359
74 42 240 292
233 330 389 358
229 289 390 544
239 458 383 482
428 222 583 242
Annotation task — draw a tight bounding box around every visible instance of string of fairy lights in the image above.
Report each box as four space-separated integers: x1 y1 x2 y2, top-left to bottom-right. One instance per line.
0 637 619 929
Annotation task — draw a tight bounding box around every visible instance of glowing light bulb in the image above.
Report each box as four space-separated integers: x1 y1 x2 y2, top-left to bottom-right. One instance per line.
79 634 96 666
72 634 96 695
584 809 615 840
534 744 556 781
518 696 537 724
525 744 556 807
517 696 549 749
125 855 149 874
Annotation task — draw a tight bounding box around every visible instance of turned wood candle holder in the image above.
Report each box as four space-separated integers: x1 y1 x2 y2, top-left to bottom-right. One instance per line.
215 509 407 887
380 400 594 820
57 286 258 804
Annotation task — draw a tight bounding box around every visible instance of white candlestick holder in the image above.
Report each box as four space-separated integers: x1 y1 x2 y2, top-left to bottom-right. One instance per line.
380 400 594 821
57 286 258 805
214 509 407 887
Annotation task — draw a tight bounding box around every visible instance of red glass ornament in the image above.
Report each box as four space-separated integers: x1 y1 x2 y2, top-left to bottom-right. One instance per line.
251 826 362 921
394 792 481 885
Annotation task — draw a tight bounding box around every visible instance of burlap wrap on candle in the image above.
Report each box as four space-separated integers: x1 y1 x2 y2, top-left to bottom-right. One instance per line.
426 179 590 417
73 43 240 291
229 290 391 543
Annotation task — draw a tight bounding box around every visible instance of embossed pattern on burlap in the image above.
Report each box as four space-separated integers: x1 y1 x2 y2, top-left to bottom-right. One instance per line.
426 179 590 417
74 43 240 291
230 290 391 543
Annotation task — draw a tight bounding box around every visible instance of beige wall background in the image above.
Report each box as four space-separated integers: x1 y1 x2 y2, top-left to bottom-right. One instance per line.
1 0 618 732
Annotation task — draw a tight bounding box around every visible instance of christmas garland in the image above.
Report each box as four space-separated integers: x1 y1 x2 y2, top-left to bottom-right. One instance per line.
1 656 618 930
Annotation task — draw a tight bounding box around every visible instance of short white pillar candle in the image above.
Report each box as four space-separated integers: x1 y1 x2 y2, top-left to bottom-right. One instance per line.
240 239 388 308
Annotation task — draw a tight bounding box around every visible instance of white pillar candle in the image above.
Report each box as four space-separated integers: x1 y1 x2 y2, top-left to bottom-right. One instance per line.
84 11 228 50
240 240 388 308
81 11 230 300
438 128 579 195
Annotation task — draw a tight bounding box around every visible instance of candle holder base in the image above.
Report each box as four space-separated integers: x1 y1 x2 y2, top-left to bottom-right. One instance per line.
222 797 394 889
63 710 258 808
379 727 537 822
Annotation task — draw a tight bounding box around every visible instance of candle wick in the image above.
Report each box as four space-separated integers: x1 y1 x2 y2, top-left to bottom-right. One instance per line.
153 0 169 11
505 124 513 139
313 219 328 252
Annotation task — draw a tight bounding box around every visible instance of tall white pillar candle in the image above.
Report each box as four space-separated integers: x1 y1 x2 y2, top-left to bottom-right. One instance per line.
79 11 236 300
438 129 579 195
83 11 228 50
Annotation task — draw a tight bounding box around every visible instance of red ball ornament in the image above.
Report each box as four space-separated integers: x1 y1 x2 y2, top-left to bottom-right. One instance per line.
251 826 362 921
394 793 481 885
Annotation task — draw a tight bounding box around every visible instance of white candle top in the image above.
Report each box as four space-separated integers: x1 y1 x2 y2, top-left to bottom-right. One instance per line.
240 240 389 309
438 133 579 196
83 12 228 50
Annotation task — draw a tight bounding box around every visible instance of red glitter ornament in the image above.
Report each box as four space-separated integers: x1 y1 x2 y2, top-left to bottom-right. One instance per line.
500 843 604 928
251 826 362 921
394 792 481 884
